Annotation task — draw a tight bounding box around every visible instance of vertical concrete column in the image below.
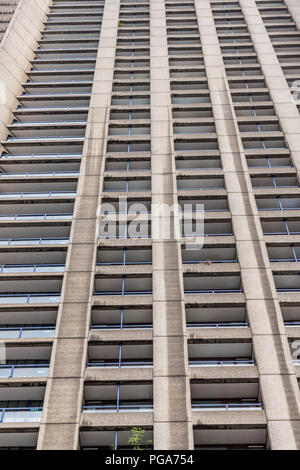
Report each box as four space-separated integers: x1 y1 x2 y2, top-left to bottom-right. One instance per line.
37 0 120 450
239 0 300 448
150 0 193 450
285 0 300 31
240 0 300 180
195 0 300 449
0 0 51 141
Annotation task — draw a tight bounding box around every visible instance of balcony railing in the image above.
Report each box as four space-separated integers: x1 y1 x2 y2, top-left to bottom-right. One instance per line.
178 185 225 191
91 323 152 330
6 135 85 142
183 232 234 237
182 259 238 264
98 232 151 239
0 327 55 339
0 238 69 246
10 119 86 125
102 187 151 193
0 171 79 177
0 191 76 199
258 206 300 211
0 364 49 378
94 290 152 296
87 361 153 369
181 207 229 213
253 183 298 189
270 258 300 262
263 220 300 236
191 403 262 411
176 165 221 171
0 153 82 159
0 294 61 304
189 360 255 366
186 322 248 328
105 167 151 173
83 404 153 413
100 209 150 214
0 408 42 423
96 261 152 266
185 289 242 294
0 264 65 273
258 197 300 212
0 213 72 221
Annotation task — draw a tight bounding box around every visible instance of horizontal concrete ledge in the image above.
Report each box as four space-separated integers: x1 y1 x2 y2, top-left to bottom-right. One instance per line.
81 411 153 427
98 239 152 247
0 377 47 386
85 367 153 383
1 337 53 346
190 365 259 380
0 422 40 431
185 293 246 305
93 295 152 307
187 327 252 341
89 329 152 342
294 365 300 378
286 327 300 339
95 264 152 276
192 410 266 426
271 263 300 273
183 264 240 274
278 292 300 303
0 303 59 312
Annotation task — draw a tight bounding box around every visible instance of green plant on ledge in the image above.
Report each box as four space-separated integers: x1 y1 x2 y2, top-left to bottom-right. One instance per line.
128 427 152 450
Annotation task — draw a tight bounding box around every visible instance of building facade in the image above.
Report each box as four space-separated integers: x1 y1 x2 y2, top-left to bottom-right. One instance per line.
0 0 19 42
0 0 300 450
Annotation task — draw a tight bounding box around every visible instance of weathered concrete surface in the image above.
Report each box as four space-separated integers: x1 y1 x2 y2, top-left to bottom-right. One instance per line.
37 0 120 450
151 0 193 450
